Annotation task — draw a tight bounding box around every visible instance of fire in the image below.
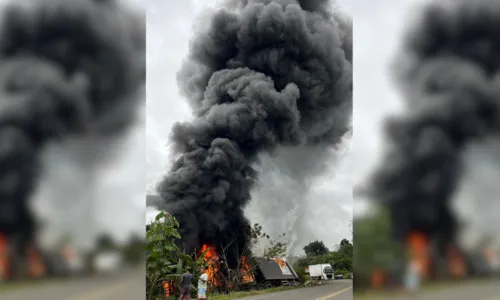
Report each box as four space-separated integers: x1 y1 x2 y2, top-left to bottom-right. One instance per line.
0 234 46 280
370 270 385 288
273 258 287 269
163 280 174 297
447 246 465 278
406 232 430 279
241 256 254 284
199 244 220 286
0 234 9 280
26 243 45 278
198 244 255 287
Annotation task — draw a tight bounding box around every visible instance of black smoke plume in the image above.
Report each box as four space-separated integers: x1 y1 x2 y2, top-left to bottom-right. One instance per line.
367 0 500 254
0 0 144 275
153 0 351 264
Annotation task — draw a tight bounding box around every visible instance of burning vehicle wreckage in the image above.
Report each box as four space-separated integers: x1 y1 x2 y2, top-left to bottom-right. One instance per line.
162 243 300 297
0 0 144 281
364 0 500 283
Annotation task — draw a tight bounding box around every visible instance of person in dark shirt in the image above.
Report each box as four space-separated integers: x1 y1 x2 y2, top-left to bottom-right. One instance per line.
180 267 193 300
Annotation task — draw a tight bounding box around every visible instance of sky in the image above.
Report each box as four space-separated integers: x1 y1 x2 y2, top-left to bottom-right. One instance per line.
146 0 354 254
350 0 412 214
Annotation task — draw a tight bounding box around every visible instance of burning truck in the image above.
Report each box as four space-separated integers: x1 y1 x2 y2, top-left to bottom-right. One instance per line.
162 245 299 297
0 233 86 281
198 245 300 293
368 233 500 289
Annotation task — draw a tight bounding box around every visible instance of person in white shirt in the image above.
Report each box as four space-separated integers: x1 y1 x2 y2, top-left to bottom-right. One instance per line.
197 266 208 299
404 260 421 297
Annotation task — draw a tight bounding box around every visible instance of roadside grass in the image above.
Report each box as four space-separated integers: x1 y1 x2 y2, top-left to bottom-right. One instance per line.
0 275 94 292
0 278 66 292
354 277 497 299
209 286 299 300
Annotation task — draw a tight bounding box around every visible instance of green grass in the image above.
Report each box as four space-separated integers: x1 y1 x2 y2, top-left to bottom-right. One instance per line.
354 277 497 299
209 286 298 300
0 276 76 292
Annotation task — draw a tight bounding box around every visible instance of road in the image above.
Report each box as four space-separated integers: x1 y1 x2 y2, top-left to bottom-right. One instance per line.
357 279 500 300
1 267 144 300
237 280 352 300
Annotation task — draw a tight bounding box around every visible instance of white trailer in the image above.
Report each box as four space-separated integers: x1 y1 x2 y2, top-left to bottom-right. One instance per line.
93 251 122 274
308 264 334 280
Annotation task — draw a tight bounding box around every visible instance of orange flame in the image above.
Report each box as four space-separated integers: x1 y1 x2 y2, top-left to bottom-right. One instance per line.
406 232 430 279
0 235 46 279
241 256 254 284
0 234 9 280
199 244 220 287
163 281 174 297
370 269 385 288
447 246 465 278
26 243 45 277
273 258 287 269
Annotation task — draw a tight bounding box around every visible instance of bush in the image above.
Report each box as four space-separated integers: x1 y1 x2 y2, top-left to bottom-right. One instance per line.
293 263 308 283
335 269 349 279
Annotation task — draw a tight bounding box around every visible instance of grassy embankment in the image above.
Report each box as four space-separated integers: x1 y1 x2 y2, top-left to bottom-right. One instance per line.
209 284 311 300
354 277 497 299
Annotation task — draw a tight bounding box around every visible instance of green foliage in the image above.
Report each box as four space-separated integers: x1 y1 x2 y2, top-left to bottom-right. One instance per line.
291 238 353 283
122 234 145 265
146 212 211 299
353 207 405 287
292 261 309 283
146 212 181 299
303 240 329 257
263 234 287 259
334 268 349 278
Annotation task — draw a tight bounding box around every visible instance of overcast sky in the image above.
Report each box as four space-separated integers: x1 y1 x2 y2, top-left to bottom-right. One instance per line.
350 0 412 215
146 0 354 254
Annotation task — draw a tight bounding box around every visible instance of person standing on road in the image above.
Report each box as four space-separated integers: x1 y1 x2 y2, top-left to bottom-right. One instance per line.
197 266 208 299
180 267 193 300
404 260 421 297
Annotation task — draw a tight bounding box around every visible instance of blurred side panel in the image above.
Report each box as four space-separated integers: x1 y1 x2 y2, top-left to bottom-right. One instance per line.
353 0 500 299
0 0 145 299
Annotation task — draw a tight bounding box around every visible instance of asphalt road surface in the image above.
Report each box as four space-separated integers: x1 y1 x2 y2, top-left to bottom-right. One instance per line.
1 267 144 300
358 279 500 300
237 280 352 300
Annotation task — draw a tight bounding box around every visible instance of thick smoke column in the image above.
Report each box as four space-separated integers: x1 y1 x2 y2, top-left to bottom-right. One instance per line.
367 0 500 254
0 0 144 274
248 141 350 255
154 0 351 263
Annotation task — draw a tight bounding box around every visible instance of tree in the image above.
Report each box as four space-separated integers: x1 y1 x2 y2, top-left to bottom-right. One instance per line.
353 207 405 288
146 212 212 299
303 240 329 257
248 223 288 259
96 233 117 251
123 234 145 265
146 212 186 299
338 239 353 257
292 238 353 282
